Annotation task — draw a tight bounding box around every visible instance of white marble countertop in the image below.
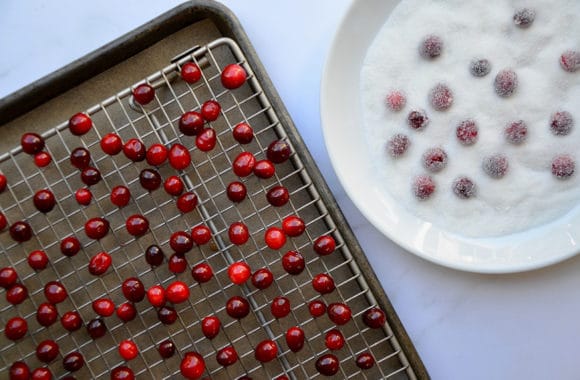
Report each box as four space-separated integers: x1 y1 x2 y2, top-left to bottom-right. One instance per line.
1 1 579 379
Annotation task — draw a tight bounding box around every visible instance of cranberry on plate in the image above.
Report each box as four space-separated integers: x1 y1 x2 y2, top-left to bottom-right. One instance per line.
226 296 250 319
271 296 291 318
122 277 145 303
181 62 202 83
227 181 247 202
44 281 67 304
285 326 305 352
133 83 155 105
69 112 92 135
228 261 251 285
265 226 286 249
148 284 166 308
201 315 221 339
233 122 254 144
201 100 221 122
126 214 149 237
254 340 278 363
252 268 274 290
196 127 217 152
316 354 340 376
191 263 213 283
146 143 168 166
5 316 28 340
228 221 250 245
169 143 191 170
327 302 352 325
216 346 238 366
221 63 247 89
180 352 206 380
282 250 305 275
100 132 123 155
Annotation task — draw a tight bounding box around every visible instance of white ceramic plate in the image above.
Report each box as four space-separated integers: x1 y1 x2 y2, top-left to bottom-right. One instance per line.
320 0 580 273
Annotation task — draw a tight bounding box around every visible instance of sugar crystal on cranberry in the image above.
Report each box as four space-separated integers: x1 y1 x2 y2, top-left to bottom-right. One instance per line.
505 120 528 144
552 155 575 179
470 59 491 77
550 111 574 136
407 109 429 131
422 147 448 172
513 8 535 28
419 34 443 59
412 175 435 200
482 154 509 178
429 83 453 111
385 90 406 111
387 134 410 158
452 177 476 199
494 69 518 97
456 119 478 145
560 50 580 73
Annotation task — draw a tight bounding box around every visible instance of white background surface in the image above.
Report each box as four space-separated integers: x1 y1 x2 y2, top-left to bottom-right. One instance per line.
1 1 579 379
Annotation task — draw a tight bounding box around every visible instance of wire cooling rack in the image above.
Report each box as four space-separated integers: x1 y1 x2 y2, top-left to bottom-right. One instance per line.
0 37 416 379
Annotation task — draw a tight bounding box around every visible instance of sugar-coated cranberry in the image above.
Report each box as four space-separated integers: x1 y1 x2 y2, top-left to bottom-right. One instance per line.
170 231 193 254
550 111 574 136
201 315 221 339
119 339 139 361
5 317 27 340
80 167 101 186
122 277 145 303
325 329 345 350
111 366 134 380
482 154 509 178
158 339 176 358
513 8 535 28
92 298 115 317
68 113 92 135
0 173 6 193
169 143 191 170
309 300 327 317
233 122 254 144
60 236 81 257
356 352 375 369
158 306 178 325
44 281 67 304
470 58 491 77
100 133 123 155
191 225 212 245
133 83 155 105
254 160 276 179
254 340 278 362
181 62 202 83
21 132 45 155
110 185 130 207
84 217 109 240
146 143 168 166
407 110 429 130
456 119 478 145
229 221 250 245
282 250 305 275
419 34 443 59
285 326 305 352
75 188 92 205
385 90 406 111
169 253 188 274
505 120 528 144
412 175 436 200
233 151 256 177
180 352 205 380
327 302 352 325
216 346 239 366
221 64 247 89
9 361 30 380
226 296 250 319
123 138 146 162
34 151 52 167
191 263 213 283
70 147 91 170
316 354 340 376
145 244 164 267
31 367 52 380
201 100 221 121
36 302 58 326
139 168 161 191
552 155 575 179
196 127 217 152
0 267 18 288
560 50 580 73
429 83 453 111
312 273 335 294
164 175 184 196
177 192 198 213
6 284 28 304
265 226 286 249
452 177 476 199
228 261 251 285
0 212 6 231
314 235 336 255
282 215 305 237
28 250 49 270
266 185 290 207
422 147 448 172
10 221 32 242
87 318 107 339
271 296 291 318
116 302 137 322
62 352 84 372
36 340 59 363
494 69 518 97
387 134 410 157
61 311 82 331
166 280 190 304
363 307 386 328
227 181 247 202
267 140 291 164
126 214 149 237
251 268 274 289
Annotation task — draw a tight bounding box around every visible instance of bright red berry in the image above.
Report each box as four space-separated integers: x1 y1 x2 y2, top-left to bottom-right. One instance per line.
92 298 115 317
170 230 193 254
271 296 291 318
0 267 18 289
84 217 109 240
0 212 6 231
232 151 256 177
119 339 139 361
126 214 149 237
216 346 238 366
179 111 205 136
33 189 56 213
5 317 28 340
116 302 137 322
195 128 217 151
312 273 335 294
191 225 212 245
169 143 191 170
68 113 92 135
180 352 205 380
100 133 123 155
0 173 6 193
36 340 59 363
31 367 53 380
75 188 92 205
221 64 247 89
61 311 82 331
285 326 305 352
201 100 221 121
34 151 52 167
327 302 352 325
164 175 184 196
181 62 202 83
147 143 168 166
28 250 49 270
251 268 274 290
254 340 278 363
6 284 28 305
191 263 213 283
166 281 190 304
228 262 251 285
123 138 146 162
313 235 336 256
169 253 188 274
265 226 286 249
133 83 155 105
201 316 221 339
282 250 305 275
233 122 254 144
88 252 112 275
9 361 30 380
226 181 247 202
254 160 275 179
282 215 305 237
309 300 327 317
110 185 131 207
325 329 345 350
177 192 198 213
44 281 67 304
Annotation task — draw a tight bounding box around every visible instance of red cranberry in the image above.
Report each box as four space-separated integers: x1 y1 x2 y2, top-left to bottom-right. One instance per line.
10 221 32 242
191 263 213 283
158 339 176 358
133 83 155 105
0 267 18 288
61 311 82 331
31 367 52 380
5 317 27 340
251 268 274 289
328 303 352 325
419 34 443 58
267 140 291 164
75 188 92 205
422 147 448 172
312 273 335 294
552 155 575 179
81 167 101 186
412 175 436 200
122 277 145 302
92 298 115 317
560 50 580 73
282 215 305 237
70 147 91 170
179 111 205 136
216 346 239 366
139 168 161 191
177 192 198 213
126 214 149 237
309 300 327 317
271 296 291 318
166 280 190 304
356 352 375 370
116 302 137 322
34 151 52 167
386 134 410 158
505 120 528 144
254 340 278 363
429 83 453 111
87 318 107 339
164 175 184 196
228 262 251 285
226 296 250 319
44 281 67 304
180 352 205 380
145 245 164 266
233 122 254 144
482 154 509 178
201 100 221 121
265 226 286 249
254 160 276 179
158 306 178 325
550 111 574 136
60 236 81 257
36 340 59 363
28 250 49 270
282 250 305 275
0 212 6 231
201 315 221 339
285 326 305 352
0 173 6 193
363 307 386 328
100 133 123 155
110 185 130 207
266 186 290 207
62 352 84 372
325 329 345 350
36 302 58 326
168 143 191 170
456 119 478 145
6 284 28 304
84 217 109 240
221 64 247 89
314 235 336 256
385 90 406 111
191 225 212 245
470 59 491 77
111 366 134 380
169 253 188 274
453 177 477 199
118 339 138 361
227 181 247 202
513 8 535 27
21 132 45 155
196 128 217 152
9 361 30 380
233 152 256 177
68 113 92 135
181 62 202 83
494 69 518 97
123 138 146 162
316 354 340 376
145 143 167 166
170 231 193 254
407 110 429 131
229 222 250 245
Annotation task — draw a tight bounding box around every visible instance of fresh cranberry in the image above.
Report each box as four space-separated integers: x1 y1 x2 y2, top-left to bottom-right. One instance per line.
191 263 213 283
282 215 305 237
0 212 6 231
169 231 193 254
285 326 305 352
36 340 59 363
191 225 212 245
144 143 167 166
265 226 286 249
254 160 275 179
61 311 82 331
179 111 205 136
84 217 109 240
282 250 305 275
0 173 6 193
550 111 574 136
560 50 580 73
251 268 274 290
328 302 352 325
158 339 176 358
181 62 202 83
385 90 406 111
21 132 45 155
386 134 410 158
139 168 161 191
166 281 190 304
254 340 278 362
0 267 18 288
229 222 249 245
267 140 291 164
157 306 178 325
145 245 164 266
226 296 250 319
309 300 327 317
313 235 336 256
177 192 198 213
201 315 221 339
470 59 491 77
109 185 130 207
429 83 453 111
233 152 256 177
196 128 217 152
228 262 251 285
201 100 221 121
34 151 52 167
122 277 145 302
75 188 92 205
44 281 67 304
216 346 239 366
28 250 49 270
60 236 81 257
68 113 92 135
419 34 443 58
456 119 478 145
62 352 84 372
5 317 27 340
233 122 254 144
31 367 52 380
133 83 155 105
227 181 247 202
164 175 184 196
123 138 146 162
111 366 134 380
407 110 429 131
36 302 58 326
116 302 137 322
422 147 448 172
100 133 123 155
325 329 345 350
168 143 191 170
81 167 101 186
70 147 91 170
552 155 575 179
266 186 290 207
312 273 335 294
221 64 247 89
513 8 535 27
453 177 477 199
363 307 386 328
271 296 291 318
180 352 205 380
169 253 188 274
6 283 28 304
10 221 32 242
482 154 509 178
494 69 518 97
9 361 30 380
356 352 375 369
412 175 436 200
92 298 115 317
87 318 107 339
504 120 528 144
316 354 340 376
126 214 149 237
118 339 138 361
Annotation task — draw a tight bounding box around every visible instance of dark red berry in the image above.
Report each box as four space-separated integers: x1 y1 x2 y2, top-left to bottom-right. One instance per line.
429 83 453 111
100 133 123 155
216 346 238 366
75 188 92 205
158 339 176 358
0 212 6 231
228 262 251 285
407 110 429 130
494 69 518 97
191 263 213 283
229 222 249 245
412 175 436 200
233 122 254 144
181 62 202 83
195 128 217 152
9 361 30 380
363 307 386 328
325 329 345 350
169 143 191 170
31 367 52 380
170 231 193 254
84 217 109 240
422 147 448 172
179 111 205 136
550 111 574 136
166 281 190 304
92 298 115 317
267 140 291 164
180 352 205 380
254 160 276 179
456 119 478 145
28 250 49 270
254 340 278 363
282 215 305 237
0 173 6 193
147 285 166 308
61 311 82 331
21 132 45 155
111 366 134 380
312 273 335 294
419 35 443 58
356 352 375 370
387 134 410 157
133 83 155 105
309 300 327 317
169 253 188 274
513 8 535 27
552 155 575 179
191 225 212 245
385 90 406 111
251 268 274 290
314 235 336 256
266 185 290 207
226 296 250 319
271 296 291 318
316 354 340 376
60 236 81 257
505 120 528 144
118 339 138 361
201 315 221 339
221 64 247 89
5 317 27 340
126 214 149 237
282 250 305 275
233 151 256 177
62 352 84 372
122 277 145 303
6 284 28 304
146 143 168 166
145 245 164 266
36 302 58 326
482 154 509 178
123 138 146 162
157 306 178 325
265 226 286 249
177 192 198 213
10 221 32 242
560 50 580 73
0 267 18 289
69 113 92 135
110 185 131 207
36 340 59 363
227 181 247 202
285 326 305 352
201 100 221 121
116 302 136 323
44 281 67 304
164 175 184 196
139 168 161 191
470 59 491 77
452 177 476 199
327 302 352 325
70 147 91 170
34 151 52 167
81 167 101 186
